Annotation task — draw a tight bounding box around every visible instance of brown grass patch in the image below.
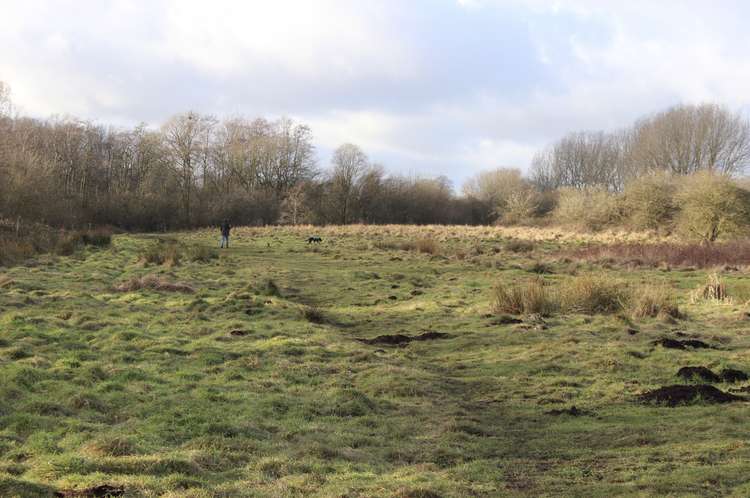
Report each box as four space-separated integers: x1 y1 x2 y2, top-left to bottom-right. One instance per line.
114 274 195 293
558 275 628 314
690 273 730 304
570 241 750 269
492 278 557 316
630 284 681 319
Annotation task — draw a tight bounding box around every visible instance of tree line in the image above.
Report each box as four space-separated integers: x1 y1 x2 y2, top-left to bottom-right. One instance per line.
1 79 749 231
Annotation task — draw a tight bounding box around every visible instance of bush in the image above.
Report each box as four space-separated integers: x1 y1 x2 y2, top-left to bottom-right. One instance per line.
553 187 623 231
622 172 677 231
558 275 627 314
630 284 681 319
675 172 750 242
492 278 557 316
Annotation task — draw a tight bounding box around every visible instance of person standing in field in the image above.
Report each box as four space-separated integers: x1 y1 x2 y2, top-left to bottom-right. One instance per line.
220 219 231 248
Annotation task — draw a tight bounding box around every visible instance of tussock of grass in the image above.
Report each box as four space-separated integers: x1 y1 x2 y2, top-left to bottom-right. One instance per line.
186 244 218 263
82 436 137 457
630 284 681 319
301 305 326 323
140 240 182 266
690 273 730 303
0 275 13 288
505 239 535 253
114 274 195 293
492 278 557 316
257 278 282 297
374 238 440 254
558 275 627 314
494 275 632 316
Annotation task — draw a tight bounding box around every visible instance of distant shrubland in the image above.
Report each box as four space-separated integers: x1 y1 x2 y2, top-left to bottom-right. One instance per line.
1 77 749 237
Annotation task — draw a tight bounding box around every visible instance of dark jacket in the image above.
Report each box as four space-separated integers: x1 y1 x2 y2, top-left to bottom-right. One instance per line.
221 222 231 237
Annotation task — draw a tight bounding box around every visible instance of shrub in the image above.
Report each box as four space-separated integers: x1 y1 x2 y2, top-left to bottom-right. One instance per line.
558 275 627 314
492 278 557 316
500 188 542 225
622 172 677 231
553 187 624 231
675 172 750 242
630 284 681 319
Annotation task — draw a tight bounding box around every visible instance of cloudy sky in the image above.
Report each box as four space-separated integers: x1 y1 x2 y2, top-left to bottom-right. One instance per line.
2 0 750 186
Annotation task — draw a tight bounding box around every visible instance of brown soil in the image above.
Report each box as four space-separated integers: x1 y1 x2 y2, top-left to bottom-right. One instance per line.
653 338 711 350
545 405 592 416
359 331 452 345
676 366 721 383
720 368 748 383
55 484 125 497
640 385 745 406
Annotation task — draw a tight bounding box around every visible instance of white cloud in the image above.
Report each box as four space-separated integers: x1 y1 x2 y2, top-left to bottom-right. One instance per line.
2 0 750 186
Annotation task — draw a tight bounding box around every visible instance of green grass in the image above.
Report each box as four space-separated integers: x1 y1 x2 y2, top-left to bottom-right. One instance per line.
2 226 750 496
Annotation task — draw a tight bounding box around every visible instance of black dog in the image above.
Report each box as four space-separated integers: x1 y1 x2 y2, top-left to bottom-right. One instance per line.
307 236 322 244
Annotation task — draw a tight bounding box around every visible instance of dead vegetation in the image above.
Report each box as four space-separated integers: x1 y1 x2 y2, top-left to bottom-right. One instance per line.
0 225 112 266
493 275 681 319
139 240 182 266
570 240 750 269
690 273 730 303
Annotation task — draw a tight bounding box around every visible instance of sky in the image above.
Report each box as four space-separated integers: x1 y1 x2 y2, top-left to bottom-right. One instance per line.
2 0 750 187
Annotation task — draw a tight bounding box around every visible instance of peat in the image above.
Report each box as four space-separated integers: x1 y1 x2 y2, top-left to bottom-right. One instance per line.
545 405 592 416
55 484 125 497
653 338 711 350
359 331 452 345
676 366 721 383
640 385 745 406
720 368 748 383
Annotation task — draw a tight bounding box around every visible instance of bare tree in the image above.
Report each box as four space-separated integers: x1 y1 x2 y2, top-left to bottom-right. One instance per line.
629 104 750 176
161 112 215 224
329 143 369 224
0 81 11 116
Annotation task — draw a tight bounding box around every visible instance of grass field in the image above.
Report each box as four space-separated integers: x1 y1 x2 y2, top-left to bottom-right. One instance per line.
2 225 750 497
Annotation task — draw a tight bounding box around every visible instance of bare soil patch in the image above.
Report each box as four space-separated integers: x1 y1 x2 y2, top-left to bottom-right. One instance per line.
653 338 711 350
55 484 125 497
676 366 720 383
640 385 745 406
359 331 452 345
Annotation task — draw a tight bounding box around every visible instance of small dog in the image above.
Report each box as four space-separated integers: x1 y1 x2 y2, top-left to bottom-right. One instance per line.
307 236 322 244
